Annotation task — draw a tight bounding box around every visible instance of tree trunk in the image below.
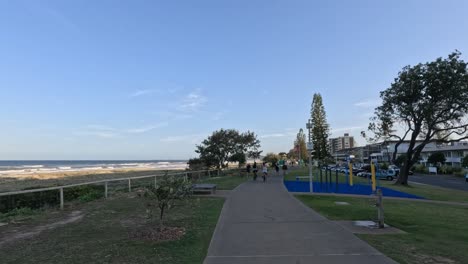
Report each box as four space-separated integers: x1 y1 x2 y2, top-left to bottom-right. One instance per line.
396 162 410 185
159 205 165 228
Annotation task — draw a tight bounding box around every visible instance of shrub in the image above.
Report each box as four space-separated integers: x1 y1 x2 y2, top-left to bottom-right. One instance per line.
439 165 454 174
144 173 192 227
412 164 428 173
0 207 38 222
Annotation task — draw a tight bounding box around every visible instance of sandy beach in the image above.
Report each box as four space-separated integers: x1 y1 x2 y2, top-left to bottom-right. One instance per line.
0 162 188 193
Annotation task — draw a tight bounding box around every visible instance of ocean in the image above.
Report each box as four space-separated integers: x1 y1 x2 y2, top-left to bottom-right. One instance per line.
0 160 188 174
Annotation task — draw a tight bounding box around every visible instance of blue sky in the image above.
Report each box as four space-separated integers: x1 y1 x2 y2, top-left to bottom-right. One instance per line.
1 0 467 160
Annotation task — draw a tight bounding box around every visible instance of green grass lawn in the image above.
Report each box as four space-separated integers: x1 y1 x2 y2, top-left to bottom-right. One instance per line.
200 175 247 190
0 195 224 264
285 167 468 203
297 195 468 264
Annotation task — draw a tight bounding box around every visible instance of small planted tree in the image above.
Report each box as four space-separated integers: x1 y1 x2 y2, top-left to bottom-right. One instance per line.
145 173 192 228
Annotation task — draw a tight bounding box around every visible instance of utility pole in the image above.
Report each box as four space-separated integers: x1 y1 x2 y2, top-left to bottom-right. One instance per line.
306 119 314 193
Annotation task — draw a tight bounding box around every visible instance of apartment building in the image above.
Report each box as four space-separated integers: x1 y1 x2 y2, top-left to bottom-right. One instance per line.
328 133 355 154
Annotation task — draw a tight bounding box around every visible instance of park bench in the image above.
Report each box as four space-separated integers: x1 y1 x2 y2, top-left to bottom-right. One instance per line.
192 183 217 194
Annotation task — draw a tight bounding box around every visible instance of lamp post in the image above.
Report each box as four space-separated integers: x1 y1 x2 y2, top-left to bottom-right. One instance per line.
306 119 314 193
383 145 390 164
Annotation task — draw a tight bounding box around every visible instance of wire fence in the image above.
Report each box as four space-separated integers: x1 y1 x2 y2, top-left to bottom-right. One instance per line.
0 168 241 213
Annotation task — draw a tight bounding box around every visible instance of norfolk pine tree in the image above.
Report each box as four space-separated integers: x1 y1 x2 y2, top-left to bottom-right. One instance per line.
311 93 330 161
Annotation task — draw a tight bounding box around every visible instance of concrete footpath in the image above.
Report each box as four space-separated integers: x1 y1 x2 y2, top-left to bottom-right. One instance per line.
204 176 397 264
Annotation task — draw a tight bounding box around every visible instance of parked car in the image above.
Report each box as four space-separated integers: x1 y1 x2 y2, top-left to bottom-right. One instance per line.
359 169 397 181
357 171 367 177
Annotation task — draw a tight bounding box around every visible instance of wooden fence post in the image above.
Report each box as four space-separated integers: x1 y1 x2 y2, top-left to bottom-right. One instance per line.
128 179 132 192
104 182 108 198
59 188 64 210
154 176 157 188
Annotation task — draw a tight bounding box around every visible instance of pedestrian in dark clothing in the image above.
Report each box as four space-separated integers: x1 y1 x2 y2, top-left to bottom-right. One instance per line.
262 162 268 182
275 163 280 176
246 163 251 177
282 163 288 176
252 162 258 181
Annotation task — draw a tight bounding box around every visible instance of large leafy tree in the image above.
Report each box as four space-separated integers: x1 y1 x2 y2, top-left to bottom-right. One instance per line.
311 93 330 161
263 152 279 166
369 51 468 185
294 128 308 161
195 129 261 168
427 152 446 165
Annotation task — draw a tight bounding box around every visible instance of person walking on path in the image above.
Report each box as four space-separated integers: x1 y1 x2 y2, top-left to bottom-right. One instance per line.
274 163 280 176
246 163 251 178
252 162 258 181
282 163 288 176
262 162 268 182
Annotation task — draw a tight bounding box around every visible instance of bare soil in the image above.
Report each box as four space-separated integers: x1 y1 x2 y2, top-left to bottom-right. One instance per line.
130 226 186 242
0 210 84 247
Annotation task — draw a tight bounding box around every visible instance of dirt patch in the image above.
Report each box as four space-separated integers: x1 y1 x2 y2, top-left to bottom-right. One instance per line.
0 210 84 247
130 226 185 242
414 253 456 264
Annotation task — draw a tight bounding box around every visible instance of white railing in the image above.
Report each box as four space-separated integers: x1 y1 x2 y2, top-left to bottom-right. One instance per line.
0 168 240 210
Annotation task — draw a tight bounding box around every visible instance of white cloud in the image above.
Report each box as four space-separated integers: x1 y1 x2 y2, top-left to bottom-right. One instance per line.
212 112 225 121
160 133 207 143
74 131 120 139
125 122 168 133
131 89 156 97
153 110 193 120
77 122 168 138
354 98 381 108
23 2 79 31
260 133 287 138
178 89 207 111
86 125 116 131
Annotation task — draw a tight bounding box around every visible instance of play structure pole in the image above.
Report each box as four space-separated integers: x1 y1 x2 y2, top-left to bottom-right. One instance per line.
308 151 313 193
371 161 376 192
348 163 354 186
326 168 329 192
319 165 323 186
335 169 338 191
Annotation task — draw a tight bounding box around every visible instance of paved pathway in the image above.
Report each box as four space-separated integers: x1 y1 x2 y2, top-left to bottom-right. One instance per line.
204 176 397 264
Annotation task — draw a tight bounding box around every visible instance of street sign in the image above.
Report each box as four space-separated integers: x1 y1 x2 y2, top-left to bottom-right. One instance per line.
307 142 314 150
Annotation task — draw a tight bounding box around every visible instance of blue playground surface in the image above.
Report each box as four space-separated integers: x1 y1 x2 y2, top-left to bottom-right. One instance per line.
284 180 425 199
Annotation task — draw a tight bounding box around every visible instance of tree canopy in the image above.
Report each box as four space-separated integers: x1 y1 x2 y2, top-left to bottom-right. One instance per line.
263 152 279 166
369 51 468 184
462 155 468 168
311 93 330 161
195 129 261 168
294 128 308 161
427 152 446 165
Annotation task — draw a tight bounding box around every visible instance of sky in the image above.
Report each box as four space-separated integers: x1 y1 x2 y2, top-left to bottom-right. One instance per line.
1 0 467 160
